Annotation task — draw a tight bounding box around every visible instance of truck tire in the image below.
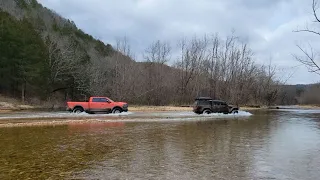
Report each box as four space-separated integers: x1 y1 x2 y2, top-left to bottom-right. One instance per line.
112 108 122 114
73 107 84 114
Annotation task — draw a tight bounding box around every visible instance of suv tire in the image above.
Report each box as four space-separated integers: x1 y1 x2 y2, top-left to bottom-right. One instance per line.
232 110 239 114
203 109 212 114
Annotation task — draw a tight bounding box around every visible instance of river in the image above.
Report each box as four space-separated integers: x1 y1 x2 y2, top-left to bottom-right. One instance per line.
0 109 319 179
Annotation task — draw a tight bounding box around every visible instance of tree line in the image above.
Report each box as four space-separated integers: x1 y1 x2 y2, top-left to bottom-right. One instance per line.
101 35 280 106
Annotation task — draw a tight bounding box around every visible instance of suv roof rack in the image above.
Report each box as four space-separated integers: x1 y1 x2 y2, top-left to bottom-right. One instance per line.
195 97 213 100
212 100 225 102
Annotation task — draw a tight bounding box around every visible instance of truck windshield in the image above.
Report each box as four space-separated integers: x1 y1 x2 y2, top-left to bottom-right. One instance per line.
107 98 114 102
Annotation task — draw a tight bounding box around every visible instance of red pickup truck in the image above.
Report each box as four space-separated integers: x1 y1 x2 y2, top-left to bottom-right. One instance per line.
66 97 128 114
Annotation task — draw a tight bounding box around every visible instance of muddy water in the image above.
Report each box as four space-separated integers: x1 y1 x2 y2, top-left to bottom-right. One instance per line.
0 109 320 179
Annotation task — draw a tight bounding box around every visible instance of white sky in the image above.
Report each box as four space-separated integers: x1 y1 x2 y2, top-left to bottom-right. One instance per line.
38 0 320 84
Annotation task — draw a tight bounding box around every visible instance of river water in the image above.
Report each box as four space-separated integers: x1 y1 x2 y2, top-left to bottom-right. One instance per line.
0 109 320 179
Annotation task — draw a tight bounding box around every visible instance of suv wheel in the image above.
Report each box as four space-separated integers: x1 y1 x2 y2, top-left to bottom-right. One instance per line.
203 109 212 114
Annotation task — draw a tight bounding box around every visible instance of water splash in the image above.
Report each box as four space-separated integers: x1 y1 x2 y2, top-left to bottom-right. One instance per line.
0 110 252 121
202 110 252 117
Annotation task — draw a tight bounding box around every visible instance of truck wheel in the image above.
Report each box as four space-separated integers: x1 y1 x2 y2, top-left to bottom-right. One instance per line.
73 107 84 114
203 109 212 114
112 108 122 114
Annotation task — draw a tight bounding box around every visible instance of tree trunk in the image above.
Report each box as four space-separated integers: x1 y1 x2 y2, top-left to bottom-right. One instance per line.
21 81 25 104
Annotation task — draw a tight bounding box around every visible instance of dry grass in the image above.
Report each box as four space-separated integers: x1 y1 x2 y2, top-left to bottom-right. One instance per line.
0 95 36 112
0 95 17 109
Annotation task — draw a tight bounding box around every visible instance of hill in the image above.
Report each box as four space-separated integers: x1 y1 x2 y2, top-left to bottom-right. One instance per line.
0 0 133 105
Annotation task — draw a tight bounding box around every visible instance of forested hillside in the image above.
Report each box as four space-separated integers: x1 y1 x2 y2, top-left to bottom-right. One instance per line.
0 0 119 106
1 0 311 107
277 84 320 105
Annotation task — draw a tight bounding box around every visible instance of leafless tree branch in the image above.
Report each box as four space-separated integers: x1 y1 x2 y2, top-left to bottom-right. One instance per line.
313 0 320 23
293 0 320 76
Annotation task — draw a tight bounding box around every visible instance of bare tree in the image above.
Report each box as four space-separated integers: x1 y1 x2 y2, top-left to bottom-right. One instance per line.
115 36 134 59
175 36 208 104
144 40 171 64
293 44 320 75
44 34 91 103
45 35 85 86
101 36 139 101
142 40 172 105
294 0 320 75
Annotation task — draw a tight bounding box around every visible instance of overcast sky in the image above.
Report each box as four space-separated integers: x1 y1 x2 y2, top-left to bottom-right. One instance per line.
38 0 320 84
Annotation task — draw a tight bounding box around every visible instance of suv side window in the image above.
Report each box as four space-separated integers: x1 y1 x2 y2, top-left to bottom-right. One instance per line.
213 101 220 105
197 100 211 106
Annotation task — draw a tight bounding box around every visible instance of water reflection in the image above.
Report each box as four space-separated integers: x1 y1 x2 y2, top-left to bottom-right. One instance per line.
68 122 125 133
0 109 319 179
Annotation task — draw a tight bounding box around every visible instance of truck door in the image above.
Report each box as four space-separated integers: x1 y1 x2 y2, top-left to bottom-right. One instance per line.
99 98 113 112
90 98 112 112
90 98 103 112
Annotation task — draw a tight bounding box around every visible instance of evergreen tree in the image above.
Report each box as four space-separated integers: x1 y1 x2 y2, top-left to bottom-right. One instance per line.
0 11 48 101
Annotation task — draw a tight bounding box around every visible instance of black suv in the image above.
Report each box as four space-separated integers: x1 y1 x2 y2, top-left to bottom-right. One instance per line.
193 97 239 114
